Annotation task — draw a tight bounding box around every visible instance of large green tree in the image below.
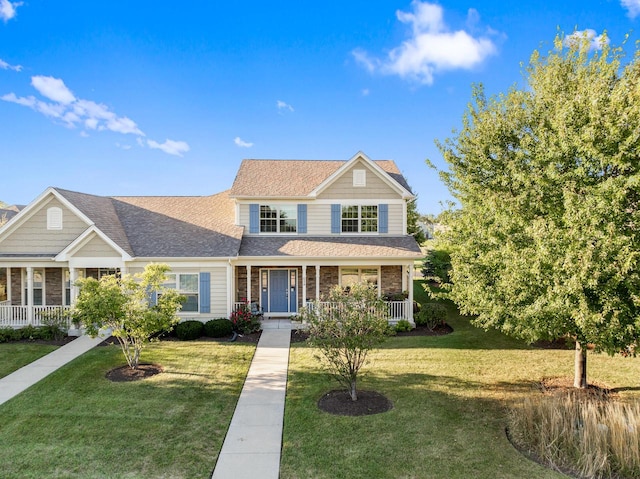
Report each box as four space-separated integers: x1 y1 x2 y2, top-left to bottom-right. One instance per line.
73 263 184 369
436 34 640 388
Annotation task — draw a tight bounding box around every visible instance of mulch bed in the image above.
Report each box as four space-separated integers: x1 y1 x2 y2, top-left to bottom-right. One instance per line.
291 323 453 343
106 363 163 382
318 389 393 416
14 336 77 346
99 330 262 347
539 376 614 399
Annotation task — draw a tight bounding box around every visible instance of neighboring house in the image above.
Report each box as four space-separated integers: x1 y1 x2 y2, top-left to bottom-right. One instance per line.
0 152 422 328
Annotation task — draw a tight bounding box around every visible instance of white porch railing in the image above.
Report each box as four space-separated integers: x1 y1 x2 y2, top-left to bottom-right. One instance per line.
0 304 72 328
303 300 411 322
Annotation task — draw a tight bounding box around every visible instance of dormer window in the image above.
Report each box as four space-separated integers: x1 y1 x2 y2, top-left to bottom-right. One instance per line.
260 205 297 233
353 169 366 187
47 207 63 230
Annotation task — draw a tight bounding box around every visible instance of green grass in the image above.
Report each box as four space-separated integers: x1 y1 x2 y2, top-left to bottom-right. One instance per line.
0 343 59 378
0 340 256 479
280 280 640 479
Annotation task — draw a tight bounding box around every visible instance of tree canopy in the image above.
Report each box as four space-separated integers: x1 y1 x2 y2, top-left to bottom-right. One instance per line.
435 34 640 388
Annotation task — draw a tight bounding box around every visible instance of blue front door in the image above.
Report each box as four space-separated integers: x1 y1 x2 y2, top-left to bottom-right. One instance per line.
269 270 289 313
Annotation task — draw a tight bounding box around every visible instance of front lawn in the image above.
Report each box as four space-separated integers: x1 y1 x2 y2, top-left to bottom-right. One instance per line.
0 340 256 479
280 280 640 479
0 343 59 379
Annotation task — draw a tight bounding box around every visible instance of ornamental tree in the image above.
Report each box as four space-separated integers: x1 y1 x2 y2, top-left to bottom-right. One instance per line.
73 263 184 369
299 282 390 401
435 34 640 388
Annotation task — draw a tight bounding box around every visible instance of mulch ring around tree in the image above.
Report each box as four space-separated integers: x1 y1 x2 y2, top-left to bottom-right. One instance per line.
539 377 615 400
318 389 393 416
106 363 164 382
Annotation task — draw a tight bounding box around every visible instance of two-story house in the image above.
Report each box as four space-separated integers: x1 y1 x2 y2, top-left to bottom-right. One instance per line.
0 152 422 328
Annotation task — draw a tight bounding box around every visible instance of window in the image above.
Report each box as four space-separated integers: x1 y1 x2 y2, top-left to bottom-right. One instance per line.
353 169 366 187
98 268 120 279
340 267 379 291
24 269 44 305
341 205 377 233
64 270 71 306
47 207 63 230
260 205 297 233
164 273 199 313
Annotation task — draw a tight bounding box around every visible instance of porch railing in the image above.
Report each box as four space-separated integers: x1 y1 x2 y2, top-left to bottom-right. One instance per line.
0 304 72 329
303 300 411 321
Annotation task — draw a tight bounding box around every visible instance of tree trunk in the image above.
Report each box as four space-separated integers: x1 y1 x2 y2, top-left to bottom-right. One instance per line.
574 340 587 389
349 380 358 401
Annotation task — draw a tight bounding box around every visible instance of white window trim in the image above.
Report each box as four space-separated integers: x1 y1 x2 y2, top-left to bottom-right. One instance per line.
339 266 381 295
259 204 298 234
165 272 200 314
341 204 379 234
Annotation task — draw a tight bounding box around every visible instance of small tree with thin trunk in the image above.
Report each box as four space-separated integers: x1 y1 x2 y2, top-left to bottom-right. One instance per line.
73 263 183 369
299 282 390 401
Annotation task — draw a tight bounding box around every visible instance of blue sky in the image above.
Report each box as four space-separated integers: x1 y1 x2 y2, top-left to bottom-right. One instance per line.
1 0 639 215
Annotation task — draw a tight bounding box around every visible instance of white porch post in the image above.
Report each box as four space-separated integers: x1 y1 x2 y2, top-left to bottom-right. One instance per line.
408 263 414 321
302 265 307 305
26 266 33 325
246 265 251 304
6 267 10 303
70 268 78 305
315 265 320 301
227 262 234 317
402 265 408 292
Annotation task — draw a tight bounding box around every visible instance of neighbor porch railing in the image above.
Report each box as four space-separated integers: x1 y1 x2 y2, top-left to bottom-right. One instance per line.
303 300 411 322
0 304 72 328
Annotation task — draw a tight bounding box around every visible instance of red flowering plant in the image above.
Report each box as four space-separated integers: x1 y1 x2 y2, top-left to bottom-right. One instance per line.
230 299 261 334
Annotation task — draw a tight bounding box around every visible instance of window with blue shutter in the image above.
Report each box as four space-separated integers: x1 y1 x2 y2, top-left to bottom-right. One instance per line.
379 204 388 233
331 204 341 234
297 204 307 234
249 204 259 234
200 272 210 314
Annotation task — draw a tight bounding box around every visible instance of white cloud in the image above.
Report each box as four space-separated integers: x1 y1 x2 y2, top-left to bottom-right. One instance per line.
147 139 190 157
115 142 132 150
353 1 498 85
234 136 253 148
276 100 294 112
0 58 21 71
31 76 76 104
621 0 640 18
0 0 22 22
563 29 609 51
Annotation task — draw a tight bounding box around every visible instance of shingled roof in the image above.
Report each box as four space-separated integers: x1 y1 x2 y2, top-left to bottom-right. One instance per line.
229 159 412 197
54 188 243 258
239 236 423 258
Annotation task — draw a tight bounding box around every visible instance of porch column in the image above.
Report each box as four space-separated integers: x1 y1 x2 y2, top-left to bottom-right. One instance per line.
246 265 251 305
6 267 10 303
408 263 414 320
302 265 307 305
402 265 408 292
70 268 78 305
26 266 33 325
315 265 320 301
227 262 234 317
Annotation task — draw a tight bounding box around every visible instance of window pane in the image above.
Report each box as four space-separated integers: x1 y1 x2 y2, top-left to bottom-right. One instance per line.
361 269 378 286
164 273 177 289
33 270 43 288
280 218 297 232
180 274 199 292
260 205 278 232
361 206 378 232
341 268 359 288
342 205 359 233
33 289 43 306
182 294 199 312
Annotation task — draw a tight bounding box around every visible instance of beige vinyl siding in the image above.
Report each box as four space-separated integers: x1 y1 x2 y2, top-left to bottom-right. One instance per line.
74 235 120 257
387 203 404 235
318 160 401 200
238 203 250 230
0 198 88 254
209 267 228 317
306 203 331 235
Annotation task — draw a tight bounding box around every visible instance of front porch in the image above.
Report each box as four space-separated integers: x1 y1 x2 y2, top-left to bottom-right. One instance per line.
0 301 72 328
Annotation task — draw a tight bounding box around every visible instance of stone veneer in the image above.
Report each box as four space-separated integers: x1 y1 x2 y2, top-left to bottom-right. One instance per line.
11 268 21 305
45 268 63 305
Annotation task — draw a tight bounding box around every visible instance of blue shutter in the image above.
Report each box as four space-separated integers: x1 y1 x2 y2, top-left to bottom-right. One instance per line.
200 272 210 314
150 290 157 306
379 204 388 233
331 204 341 234
297 204 307 234
249 204 259 234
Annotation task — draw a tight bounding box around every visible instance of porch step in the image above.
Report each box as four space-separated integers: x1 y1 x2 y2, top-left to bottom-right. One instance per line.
259 319 293 330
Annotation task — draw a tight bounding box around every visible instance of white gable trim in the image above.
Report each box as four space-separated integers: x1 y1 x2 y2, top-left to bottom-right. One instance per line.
55 226 133 262
0 187 94 243
309 151 414 199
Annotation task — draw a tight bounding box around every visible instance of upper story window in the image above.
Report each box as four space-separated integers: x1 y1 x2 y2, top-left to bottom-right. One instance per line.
342 205 377 233
47 207 63 230
260 205 297 233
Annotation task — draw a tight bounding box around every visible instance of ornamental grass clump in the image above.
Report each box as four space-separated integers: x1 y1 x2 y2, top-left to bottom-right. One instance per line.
299 282 391 401
508 393 640 478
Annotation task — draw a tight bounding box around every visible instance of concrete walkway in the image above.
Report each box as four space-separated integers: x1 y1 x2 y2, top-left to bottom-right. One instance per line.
0 332 109 407
212 319 292 479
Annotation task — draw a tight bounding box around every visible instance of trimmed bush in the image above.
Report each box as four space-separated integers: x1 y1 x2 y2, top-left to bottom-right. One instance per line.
415 302 447 330
204 318 234 338
0 327 19 343
395 319 412 333
175 320 204 341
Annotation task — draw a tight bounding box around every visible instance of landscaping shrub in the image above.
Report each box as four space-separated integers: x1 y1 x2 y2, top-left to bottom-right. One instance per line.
0 326 19 343
394 319 412 333
19 325 42 341
230 304 261 335
175 320 204 340
508 394 640 478
415 302 447 330
204 318 233 338
39 309 69 341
